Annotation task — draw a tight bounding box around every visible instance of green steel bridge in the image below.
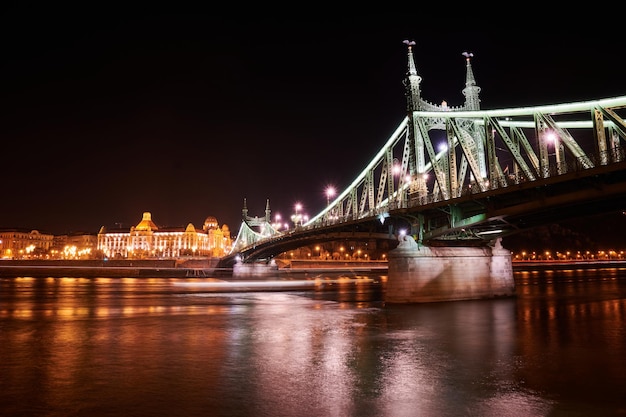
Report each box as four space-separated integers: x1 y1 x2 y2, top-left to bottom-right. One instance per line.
220 43 626 267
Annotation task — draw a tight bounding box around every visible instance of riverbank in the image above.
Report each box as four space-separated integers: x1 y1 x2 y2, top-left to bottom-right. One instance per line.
0 259 221 278
512 259 626 270
1 258 625 278
0 259 388 278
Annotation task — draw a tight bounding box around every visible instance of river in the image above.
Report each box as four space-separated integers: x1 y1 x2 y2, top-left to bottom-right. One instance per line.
1 267 625 416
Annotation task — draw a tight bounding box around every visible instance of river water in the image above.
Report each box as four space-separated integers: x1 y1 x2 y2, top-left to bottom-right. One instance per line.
1 267 625 417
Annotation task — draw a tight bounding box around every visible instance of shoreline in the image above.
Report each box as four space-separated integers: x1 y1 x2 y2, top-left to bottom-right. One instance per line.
1 259 625 278
0 259 388 278
511 259 626 270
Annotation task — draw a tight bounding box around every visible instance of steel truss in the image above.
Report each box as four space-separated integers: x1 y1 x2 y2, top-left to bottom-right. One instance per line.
308 97 626 242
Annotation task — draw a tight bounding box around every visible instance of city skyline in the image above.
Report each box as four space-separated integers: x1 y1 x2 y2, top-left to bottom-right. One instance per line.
3 15 626 244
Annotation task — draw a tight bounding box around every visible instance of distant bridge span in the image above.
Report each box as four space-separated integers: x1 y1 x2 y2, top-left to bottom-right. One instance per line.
221 44 626 268
219 229 397 267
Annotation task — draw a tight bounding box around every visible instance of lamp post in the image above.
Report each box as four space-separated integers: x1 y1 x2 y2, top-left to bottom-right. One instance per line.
325 186 336 206
272 214 282 230
392 158 401 176
291 203 303 228
547 131 565 175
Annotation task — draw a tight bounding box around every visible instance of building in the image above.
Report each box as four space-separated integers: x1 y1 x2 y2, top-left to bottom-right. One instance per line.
97 212 232 259
52 232 99 259
0 228 54 259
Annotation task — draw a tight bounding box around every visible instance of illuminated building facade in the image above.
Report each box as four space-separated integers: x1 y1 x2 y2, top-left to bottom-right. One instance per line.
97 212 232 259
0 229 54 259
52 233 98 259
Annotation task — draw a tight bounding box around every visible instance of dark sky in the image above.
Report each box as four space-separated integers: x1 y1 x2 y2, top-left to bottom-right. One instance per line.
3 14 626 240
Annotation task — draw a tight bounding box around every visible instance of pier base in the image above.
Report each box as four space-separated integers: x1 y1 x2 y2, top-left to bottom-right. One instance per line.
385 236 515 304
233 259 279 277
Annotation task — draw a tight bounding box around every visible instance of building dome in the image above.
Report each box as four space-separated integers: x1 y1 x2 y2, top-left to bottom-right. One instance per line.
135 212 158 231
203 216 219 230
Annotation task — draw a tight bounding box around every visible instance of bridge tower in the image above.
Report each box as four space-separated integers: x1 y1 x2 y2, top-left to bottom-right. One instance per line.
241 197 271 225
402 41 488 241
229 198 280 257
386 41 514 303
402 40 427 208
462 51 481 110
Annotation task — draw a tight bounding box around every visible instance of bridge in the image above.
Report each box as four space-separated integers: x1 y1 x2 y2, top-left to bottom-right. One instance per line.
219 42 626 273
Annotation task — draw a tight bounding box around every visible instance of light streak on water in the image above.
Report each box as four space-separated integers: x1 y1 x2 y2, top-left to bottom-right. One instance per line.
172 277 376 291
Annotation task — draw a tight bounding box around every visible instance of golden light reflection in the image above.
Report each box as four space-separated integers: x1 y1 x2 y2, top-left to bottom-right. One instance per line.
1 277 241 320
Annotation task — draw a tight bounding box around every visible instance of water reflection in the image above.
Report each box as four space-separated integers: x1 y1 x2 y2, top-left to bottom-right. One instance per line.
1 269 625 416
514 269 626 412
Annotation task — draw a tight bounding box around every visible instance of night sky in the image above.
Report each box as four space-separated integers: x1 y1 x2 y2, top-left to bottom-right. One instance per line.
3 14 626 244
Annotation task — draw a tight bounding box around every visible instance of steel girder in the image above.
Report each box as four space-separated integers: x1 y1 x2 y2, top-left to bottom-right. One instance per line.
305 97 626 244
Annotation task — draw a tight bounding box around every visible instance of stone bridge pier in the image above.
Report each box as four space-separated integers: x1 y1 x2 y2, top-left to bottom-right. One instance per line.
232 258 279 277
385 236 515 303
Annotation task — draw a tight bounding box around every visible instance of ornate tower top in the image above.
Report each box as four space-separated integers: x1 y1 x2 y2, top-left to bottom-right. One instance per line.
403 40 422 112
242 198 248 220
135 212 158 231
265 199 271 223
461 51 481 110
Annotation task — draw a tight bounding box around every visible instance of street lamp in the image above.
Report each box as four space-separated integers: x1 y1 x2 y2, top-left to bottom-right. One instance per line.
272 214 283 230
325 186 336 206
392 158 401 176
291 202 303 227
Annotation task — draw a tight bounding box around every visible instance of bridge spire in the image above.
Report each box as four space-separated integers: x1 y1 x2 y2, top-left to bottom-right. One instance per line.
242 198 248 220
403 40 422 112
461 51 481 110
265 199 271 223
